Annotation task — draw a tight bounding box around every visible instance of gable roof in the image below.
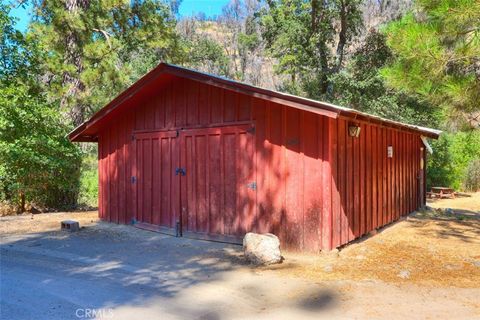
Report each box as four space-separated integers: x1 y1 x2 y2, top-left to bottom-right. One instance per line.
69 63 441 142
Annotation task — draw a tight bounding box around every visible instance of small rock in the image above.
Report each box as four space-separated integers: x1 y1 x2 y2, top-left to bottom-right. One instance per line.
323 248 340 258
398 270 410 279
323 265 333 272
445 208 454 215
330 248 340 254
61 220 80 232
243 232 282 265
444 264 462 270
472 261 480 267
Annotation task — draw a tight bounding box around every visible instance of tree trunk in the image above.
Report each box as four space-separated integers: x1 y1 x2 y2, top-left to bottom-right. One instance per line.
19 192 25 213
61 0 90 127
335 0 348 73
311 0 331 96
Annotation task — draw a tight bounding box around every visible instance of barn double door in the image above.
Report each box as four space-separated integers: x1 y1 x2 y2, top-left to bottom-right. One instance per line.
134 124 256 242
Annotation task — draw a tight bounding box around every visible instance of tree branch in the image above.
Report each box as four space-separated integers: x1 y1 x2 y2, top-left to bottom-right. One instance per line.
93 28 112 48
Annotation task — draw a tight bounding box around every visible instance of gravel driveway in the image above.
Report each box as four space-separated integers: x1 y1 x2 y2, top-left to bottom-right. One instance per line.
1 212 479 319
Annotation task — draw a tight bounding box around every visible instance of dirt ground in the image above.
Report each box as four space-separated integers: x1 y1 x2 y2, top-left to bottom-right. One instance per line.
428 191 480 212
1 195 479 319
0 210 99 235
1 195 479 289
269 192 480 289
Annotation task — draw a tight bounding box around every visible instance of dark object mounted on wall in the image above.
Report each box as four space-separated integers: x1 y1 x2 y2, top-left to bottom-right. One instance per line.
348 123 361 137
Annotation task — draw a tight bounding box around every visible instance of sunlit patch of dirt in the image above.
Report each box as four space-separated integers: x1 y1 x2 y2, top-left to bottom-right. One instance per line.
427 192 480 213
0 211 99 235
265 199 480 288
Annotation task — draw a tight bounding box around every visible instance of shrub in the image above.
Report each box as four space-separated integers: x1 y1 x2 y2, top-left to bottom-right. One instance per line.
0 85 82 211
78 148 99 208
464 158 480 192
427 134 454 189
427 130 480 191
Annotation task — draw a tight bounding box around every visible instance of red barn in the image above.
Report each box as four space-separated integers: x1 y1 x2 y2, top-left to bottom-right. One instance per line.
70 63 440 251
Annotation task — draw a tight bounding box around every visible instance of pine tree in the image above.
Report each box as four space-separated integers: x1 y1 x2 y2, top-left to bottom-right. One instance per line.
382 0 480 129
30 0 184 127
259 0 363 99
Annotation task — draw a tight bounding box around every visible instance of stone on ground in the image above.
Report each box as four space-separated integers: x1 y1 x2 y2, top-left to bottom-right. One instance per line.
243 232 282 265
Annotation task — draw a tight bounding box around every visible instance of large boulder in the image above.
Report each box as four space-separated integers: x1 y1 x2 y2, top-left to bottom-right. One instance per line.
243 232 282 265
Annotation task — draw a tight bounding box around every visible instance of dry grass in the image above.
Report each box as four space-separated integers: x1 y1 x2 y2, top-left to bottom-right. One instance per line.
0 201 18 217
266 193 480 288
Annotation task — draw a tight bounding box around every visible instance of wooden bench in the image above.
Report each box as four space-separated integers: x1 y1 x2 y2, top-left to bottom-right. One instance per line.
429 187 455 199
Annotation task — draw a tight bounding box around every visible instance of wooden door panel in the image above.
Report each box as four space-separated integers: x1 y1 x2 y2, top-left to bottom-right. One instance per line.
135 131 178 228
180 124 256 240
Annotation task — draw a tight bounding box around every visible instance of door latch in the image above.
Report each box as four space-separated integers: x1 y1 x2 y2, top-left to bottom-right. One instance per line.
175 168 186 176
131 176 137 183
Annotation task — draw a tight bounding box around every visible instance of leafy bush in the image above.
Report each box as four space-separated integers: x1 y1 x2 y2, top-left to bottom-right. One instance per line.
0 85 82 211
78 148 99 208
427 130 480 191
464 158 480 192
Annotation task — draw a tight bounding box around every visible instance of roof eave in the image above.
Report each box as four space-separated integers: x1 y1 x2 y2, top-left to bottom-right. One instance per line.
68 62 441 142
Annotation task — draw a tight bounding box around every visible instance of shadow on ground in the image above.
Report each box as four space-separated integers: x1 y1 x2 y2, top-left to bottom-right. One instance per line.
411 208 480 243
1 222 337 319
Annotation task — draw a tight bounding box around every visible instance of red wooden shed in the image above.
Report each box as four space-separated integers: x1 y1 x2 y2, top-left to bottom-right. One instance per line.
70 63 440 251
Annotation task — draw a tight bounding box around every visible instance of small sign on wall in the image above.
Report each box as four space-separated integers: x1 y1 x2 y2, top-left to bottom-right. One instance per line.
387 146 393 158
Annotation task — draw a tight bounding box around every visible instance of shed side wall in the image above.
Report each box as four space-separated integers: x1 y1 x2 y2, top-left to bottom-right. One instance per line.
97 75 425 251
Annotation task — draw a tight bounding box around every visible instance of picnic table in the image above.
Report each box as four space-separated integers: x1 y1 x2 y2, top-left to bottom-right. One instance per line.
429 187 455 199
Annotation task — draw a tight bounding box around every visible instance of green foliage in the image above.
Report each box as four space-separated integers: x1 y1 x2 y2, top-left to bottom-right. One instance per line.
464 158 480 192
427 130 480 190
260 0 363 99
0 4 41 89
382 0 480 128
187 37 232 77
30 0 185 126
1 4 81 211
427 135 454 189
238 30 260 52
0 85 82 210
0 4 29 83
78 148 98 208
330 30 442 128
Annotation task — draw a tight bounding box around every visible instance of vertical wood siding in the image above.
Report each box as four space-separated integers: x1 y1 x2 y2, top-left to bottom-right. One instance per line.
97 75 426 251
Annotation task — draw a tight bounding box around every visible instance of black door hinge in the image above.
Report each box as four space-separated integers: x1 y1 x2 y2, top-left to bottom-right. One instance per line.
175 168 186 176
